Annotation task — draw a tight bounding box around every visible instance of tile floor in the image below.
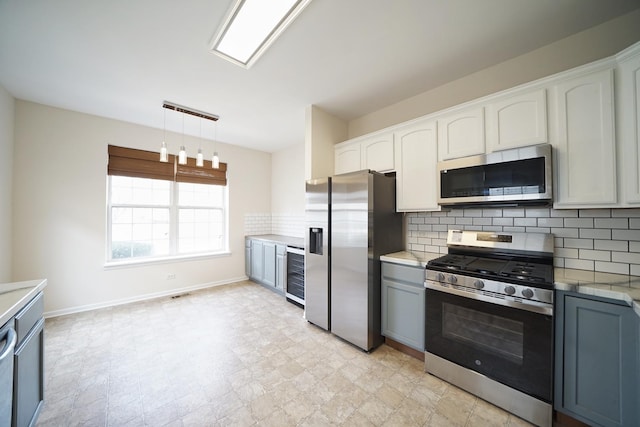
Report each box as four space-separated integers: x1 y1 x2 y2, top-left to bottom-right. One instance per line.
36 280 534 426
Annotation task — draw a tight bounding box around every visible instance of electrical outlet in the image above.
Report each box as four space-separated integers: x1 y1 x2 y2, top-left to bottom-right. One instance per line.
167 273 176 280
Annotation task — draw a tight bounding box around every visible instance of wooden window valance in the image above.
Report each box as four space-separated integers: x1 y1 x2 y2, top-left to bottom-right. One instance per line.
107 145 227 186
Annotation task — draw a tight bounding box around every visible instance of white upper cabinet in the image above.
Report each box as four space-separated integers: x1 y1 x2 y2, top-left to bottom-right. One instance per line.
361 133 395 172
334 132 394 175
334 141 361 175
394 120 439 212
487 89 547 152
617 45 640 205
551 68 617 208
437 107 485 160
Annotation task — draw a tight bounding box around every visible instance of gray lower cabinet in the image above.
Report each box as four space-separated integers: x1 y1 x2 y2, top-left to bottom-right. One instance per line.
12 291 44 427
250 239 264 282
381 262 425 351
245 238 251 277
555 290 640 427
247 238 285 295
275 244 285 292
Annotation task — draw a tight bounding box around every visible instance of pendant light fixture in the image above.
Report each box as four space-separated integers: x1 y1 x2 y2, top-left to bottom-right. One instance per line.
160 108 169 162
196 116 204 167
212 118 220 169
178 110 187 165
161 101 219 165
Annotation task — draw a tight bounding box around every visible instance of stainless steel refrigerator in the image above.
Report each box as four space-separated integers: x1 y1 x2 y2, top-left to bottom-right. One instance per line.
305 170 403 351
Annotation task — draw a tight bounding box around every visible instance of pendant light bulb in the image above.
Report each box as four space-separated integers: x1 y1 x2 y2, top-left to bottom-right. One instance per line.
212 152 220 169
196 148 204 167
160 141 168 162
178 146 187 165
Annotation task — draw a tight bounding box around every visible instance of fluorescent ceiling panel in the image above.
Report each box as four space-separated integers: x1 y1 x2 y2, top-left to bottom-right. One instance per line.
210 0 311 68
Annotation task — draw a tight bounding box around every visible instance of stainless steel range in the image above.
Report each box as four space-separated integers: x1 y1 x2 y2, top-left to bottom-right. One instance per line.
424 229 554 427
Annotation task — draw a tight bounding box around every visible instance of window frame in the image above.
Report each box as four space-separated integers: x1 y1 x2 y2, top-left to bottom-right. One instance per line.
105 175 230 267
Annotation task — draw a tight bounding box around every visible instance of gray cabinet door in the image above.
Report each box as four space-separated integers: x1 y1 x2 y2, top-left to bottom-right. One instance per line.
381 263 425 351
275 245 285 292
13 319 44 427
262 242 276 288
245 238 251 277
556 292 640 427
250 239 264 282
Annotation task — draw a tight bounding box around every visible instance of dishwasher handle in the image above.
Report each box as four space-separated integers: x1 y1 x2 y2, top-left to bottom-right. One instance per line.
0 328 17 361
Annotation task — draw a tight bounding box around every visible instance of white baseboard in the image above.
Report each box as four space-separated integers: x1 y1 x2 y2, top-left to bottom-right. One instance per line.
43 276 249 319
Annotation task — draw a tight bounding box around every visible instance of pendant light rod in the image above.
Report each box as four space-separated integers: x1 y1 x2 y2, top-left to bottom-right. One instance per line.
162 101 219 122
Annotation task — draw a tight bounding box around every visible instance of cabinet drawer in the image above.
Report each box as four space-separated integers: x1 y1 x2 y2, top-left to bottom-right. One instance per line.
382 263 424 285
14 292 43 346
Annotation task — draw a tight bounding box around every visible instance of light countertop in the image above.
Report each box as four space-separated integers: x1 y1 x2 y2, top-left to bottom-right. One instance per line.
0 279 47 326
246 234 304 249
554 269 640 317
380 250 442 268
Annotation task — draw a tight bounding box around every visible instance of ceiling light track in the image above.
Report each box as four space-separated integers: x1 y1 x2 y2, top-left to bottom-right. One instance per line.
162 101 219 122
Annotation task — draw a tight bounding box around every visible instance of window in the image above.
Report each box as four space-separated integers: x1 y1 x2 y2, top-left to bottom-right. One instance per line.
106 145 228 263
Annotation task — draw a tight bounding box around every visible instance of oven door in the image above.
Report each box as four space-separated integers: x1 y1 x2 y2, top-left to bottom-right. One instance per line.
425 287 553 402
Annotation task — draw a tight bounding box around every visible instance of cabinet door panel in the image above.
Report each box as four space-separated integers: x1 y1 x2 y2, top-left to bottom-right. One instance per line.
13 320 44 427
382 279 424 351
618 51 640 204
361 134 394 172
552 69 616 207
438 107 485 160
335 144 361 175
250 240 264 282
262 243 276 288
559 295 639 427
487 89 547 151
395 121 439 211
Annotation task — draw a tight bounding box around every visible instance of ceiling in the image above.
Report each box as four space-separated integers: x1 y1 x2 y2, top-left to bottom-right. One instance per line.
1 0 640 153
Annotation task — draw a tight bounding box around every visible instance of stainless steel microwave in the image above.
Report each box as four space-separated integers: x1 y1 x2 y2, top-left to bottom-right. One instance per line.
437 144 552 207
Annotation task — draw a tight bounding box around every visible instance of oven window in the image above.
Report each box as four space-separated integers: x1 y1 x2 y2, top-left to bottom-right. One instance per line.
442 303 524 365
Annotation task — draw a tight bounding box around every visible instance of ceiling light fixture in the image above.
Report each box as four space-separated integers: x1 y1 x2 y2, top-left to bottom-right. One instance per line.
160 108 169 162
210 0 312 69
161 101 220 167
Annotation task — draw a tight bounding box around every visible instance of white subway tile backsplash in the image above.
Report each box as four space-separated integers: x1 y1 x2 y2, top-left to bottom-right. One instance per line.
514 218 537 227
579 228 612 239
552 227 579 238
565 258 595 270
537 218 564 228
564 218 594 228
594 218 628 229
550 209 578 218
594 240 628 251
612 251 640 264
564 238 594 249
579 249 610 261
613 208 640 217
594 261 629 275
503 208 525 217
578 209 611 218
526 208 551 217
405 207 640 276
613 229 640 241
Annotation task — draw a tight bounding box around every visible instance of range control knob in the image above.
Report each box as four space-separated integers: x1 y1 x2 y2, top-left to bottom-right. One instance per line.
448 275 458 284
504 285 516 295
435 272 445 282
473 280 485 290
522 288 534 299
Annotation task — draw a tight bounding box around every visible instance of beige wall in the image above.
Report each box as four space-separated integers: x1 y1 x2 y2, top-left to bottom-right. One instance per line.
272 142 305 215
12 101 272 315
0 85 13 282
305 105 347 180
349 9 640 138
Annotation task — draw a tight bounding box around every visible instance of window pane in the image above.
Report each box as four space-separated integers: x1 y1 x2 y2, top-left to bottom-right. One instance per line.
178 208 224 253
111 176 170 205
178 182 224 207
110 206 170 260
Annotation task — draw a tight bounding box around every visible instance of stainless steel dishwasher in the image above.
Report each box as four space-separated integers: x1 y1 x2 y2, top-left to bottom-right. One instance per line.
0 320 17 426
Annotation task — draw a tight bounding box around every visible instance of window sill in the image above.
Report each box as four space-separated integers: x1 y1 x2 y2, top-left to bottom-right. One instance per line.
104 251 232 270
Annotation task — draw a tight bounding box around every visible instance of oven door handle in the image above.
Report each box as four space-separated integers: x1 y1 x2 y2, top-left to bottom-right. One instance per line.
425 281 553 316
